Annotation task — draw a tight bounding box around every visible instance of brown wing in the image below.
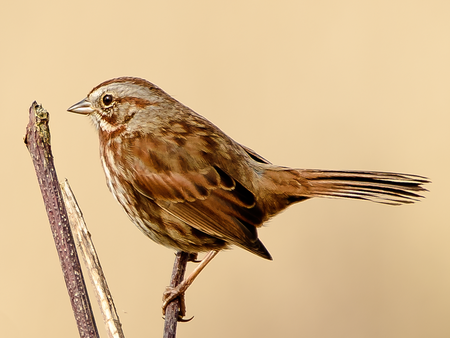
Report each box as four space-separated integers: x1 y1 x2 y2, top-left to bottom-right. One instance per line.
122 134 272 259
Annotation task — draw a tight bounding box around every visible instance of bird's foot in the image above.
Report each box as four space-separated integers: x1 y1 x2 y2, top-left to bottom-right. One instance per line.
162 284 194 322
162 250 219 321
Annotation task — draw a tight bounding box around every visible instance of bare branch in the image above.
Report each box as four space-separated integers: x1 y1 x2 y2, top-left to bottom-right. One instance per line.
62 180 125 338
163 252 190 338
24 102 99 338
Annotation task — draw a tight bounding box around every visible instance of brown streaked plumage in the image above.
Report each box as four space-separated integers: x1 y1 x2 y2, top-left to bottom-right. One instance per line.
68 77 429 318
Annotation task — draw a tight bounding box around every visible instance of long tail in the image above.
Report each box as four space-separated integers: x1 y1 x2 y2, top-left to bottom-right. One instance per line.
296 169 429 205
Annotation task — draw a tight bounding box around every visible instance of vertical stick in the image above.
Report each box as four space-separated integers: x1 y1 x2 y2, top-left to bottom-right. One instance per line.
163 251 190 338
24 102 99 338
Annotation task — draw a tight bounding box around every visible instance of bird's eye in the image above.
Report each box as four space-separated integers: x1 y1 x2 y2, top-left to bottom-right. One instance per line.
102 94 114 107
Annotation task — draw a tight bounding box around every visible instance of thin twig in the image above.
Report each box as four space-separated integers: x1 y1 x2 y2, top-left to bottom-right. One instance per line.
163 251 190 338
62 179 125 338
24 102 99 337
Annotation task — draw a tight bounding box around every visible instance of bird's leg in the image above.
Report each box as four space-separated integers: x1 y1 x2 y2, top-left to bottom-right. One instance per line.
162 250 219 318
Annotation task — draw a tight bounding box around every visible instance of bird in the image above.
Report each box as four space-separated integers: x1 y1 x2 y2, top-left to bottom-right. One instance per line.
68 76 428 318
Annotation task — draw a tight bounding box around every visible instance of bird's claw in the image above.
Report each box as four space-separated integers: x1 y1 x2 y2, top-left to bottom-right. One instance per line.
162 285 193 321
162 314 194 322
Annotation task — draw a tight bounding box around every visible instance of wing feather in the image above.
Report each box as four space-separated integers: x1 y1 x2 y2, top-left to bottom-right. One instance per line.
121 134 270 257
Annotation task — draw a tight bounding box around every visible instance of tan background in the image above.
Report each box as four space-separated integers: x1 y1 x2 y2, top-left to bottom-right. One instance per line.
2 1 449 337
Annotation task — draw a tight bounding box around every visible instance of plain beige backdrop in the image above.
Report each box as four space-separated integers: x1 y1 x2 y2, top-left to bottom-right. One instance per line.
2 1 449 337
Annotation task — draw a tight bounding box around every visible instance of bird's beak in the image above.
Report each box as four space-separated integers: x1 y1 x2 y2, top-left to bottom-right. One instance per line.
67 98 94 115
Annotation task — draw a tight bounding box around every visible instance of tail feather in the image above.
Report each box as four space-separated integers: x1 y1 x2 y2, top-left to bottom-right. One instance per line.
298 170 429 205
